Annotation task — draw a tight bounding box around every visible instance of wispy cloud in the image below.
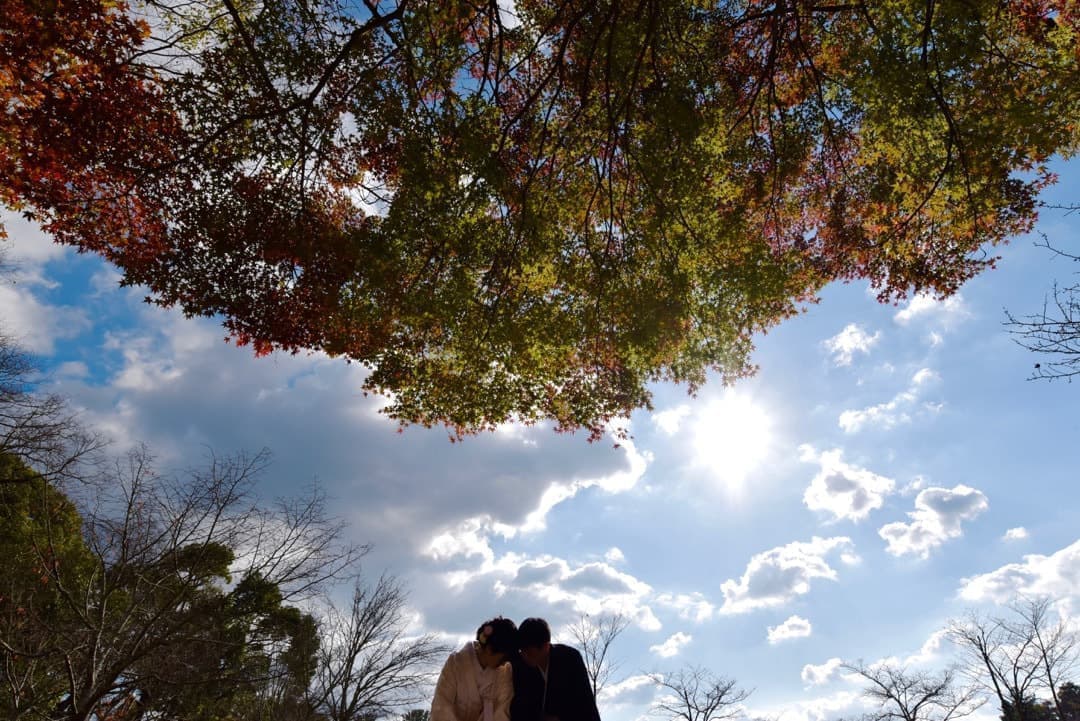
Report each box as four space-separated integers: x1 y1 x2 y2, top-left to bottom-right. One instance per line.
823 324 881 366
838 368 941 433
650 632 693 658
654 592 716 623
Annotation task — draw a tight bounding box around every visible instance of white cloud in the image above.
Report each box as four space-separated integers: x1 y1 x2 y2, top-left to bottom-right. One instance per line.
840 551 862 566
838 368 941 433
720 536 854 614
800 445 896 522
0 282 90 355
767 615 812 644
605 547 626 564
753 690 863 721
912 368 938 386
514 433 651 534
598 674 657 709
900 476 927 496
823 324 881 366
54 361 89 379
439 551 662 633
904 629 948 666
894 293 970 327
653 404 692 435
650 631 692 658
427 517 496 564
801 657 844 687
959 538 1080 619
1 210 68 269
1003 527 1029 542
878 485 989 559
654 592 716 623
870 629 949 671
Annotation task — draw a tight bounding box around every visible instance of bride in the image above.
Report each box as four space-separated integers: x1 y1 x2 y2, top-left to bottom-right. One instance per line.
431 617 518 721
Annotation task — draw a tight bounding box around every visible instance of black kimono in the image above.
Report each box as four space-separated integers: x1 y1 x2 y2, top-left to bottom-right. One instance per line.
511 644 601 721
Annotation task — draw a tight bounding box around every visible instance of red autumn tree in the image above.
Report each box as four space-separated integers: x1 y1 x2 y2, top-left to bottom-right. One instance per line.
0 0 178 251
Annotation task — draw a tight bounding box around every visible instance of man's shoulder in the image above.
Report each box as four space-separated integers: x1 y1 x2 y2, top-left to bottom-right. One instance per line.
552 644 585 664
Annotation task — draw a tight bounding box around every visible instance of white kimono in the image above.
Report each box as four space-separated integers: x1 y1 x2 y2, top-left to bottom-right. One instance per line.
431 642 513 721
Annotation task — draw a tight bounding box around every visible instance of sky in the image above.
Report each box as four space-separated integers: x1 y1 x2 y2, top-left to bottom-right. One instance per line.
2 159 1080 721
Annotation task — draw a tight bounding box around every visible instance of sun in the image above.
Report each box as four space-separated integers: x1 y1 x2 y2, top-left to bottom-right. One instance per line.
689 392 772 493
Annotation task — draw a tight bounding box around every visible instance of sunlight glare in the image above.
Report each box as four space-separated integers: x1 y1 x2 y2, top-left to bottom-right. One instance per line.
690 392 772 493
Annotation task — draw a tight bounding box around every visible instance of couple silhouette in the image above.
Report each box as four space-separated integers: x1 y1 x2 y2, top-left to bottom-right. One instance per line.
431 617 601 721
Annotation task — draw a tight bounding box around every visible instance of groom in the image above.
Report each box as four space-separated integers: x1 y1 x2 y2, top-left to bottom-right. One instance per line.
511 618 601 721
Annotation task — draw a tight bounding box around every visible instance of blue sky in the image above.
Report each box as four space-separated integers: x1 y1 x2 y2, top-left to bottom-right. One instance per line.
2 158 1080 721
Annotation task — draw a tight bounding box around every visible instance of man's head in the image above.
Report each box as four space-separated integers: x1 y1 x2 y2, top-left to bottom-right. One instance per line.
518 617 552 669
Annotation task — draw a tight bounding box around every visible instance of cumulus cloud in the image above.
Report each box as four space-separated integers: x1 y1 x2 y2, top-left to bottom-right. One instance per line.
959 539 1080 618
903 629 948 666
878 485 989 559
865 629 950 672
767 615 812 644
428 518 497 564
0 283 90 355
894 293 970 327
838 368 941 433
720 537 854 614
800 446 896 522
801 658 844 687
605 547 626 564
1003 527 1029 542
598 674 657 709
653 404 692 435
650 632 693 658
823 324 881 366
752 690 863 721
1 210 68 269
654 592 716 623
435 551 662 633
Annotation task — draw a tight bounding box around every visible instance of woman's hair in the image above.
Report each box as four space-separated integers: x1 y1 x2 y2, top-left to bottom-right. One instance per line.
476 617 518 656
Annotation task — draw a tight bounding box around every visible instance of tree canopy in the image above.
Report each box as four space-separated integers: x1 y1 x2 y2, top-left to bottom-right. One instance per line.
3 0 1079 435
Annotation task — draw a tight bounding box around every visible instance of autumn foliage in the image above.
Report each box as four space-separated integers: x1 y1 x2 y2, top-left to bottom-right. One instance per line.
2 0 1079 436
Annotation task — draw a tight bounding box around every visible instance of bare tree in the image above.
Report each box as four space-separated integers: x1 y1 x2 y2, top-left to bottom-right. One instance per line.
311 575 449 721
1006 237 1080 381
844 661 983 721
568 613 630 698
0 330 106 485
1011 598 1079 721
650 666 751 721
949 611 1043 721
